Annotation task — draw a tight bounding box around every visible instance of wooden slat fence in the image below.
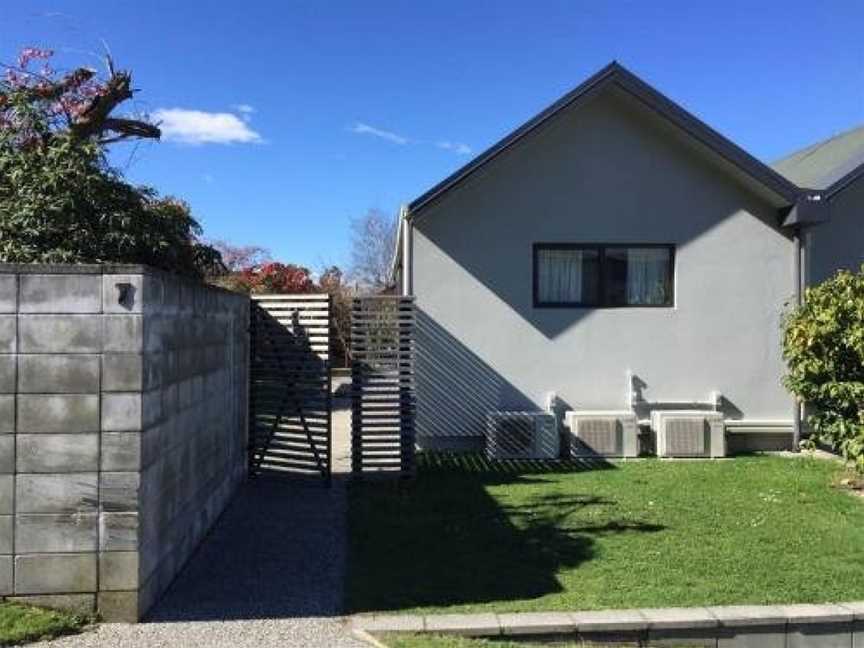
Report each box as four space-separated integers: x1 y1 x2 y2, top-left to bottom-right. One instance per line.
351 296 415 477
249 294 331 482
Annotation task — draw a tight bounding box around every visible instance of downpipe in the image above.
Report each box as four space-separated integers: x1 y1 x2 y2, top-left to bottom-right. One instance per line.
791 228 803 450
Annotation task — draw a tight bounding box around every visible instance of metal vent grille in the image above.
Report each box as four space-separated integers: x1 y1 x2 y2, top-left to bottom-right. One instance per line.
666 418 709 456
578 418 622 456
486 412 559 459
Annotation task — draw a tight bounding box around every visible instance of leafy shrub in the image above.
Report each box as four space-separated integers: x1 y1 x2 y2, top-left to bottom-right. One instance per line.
783 266 864 472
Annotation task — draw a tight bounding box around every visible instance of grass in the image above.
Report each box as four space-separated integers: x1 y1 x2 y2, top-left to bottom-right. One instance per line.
347 453 864 614
376 634 585 648
0 602 88 645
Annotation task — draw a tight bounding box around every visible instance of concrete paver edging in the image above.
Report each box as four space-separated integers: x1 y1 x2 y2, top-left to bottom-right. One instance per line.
352 601 864 642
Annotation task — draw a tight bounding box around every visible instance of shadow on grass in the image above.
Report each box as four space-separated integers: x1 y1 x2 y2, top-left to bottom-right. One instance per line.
346 452 664 613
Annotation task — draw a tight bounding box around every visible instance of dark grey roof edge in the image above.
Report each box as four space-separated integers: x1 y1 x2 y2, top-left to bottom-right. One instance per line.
824 161 864 200
407 62 802 218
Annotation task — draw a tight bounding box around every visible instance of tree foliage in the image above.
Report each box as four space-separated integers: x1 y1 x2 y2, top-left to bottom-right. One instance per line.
783 266 864 472
0 48 220 277
218 262 316 294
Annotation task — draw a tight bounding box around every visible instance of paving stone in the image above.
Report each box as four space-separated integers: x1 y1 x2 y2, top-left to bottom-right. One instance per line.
0 275 16 313
99 551 139 590
15 513 99 552
15 473 98 513
0 395 13 433
16 433 99 472
15 553 97 594
0 436 13 473
424 613 501 636
572 609 650 632
498 612 577 635
352 615 425 633
98 590 140 622
103 314 143 352
99 512 139 551
17 354 100 393
0 355 15 393
19 315 102 353
17 393 99 433
642 606 719 630
103 274 144 314
19 274 102 313
101 393 142 431
7 593 95 615
102 353 144 392
0 475 12 514
0 514 11 553
0 555 11 595
0 316 16 354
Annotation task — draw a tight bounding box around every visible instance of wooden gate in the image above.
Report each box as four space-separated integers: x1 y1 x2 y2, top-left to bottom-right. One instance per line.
351 296 415 477
249 294 331 482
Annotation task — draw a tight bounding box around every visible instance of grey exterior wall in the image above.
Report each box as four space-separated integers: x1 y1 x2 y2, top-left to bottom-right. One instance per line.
807 178 864 284
0 264 248 621
410 90 796 449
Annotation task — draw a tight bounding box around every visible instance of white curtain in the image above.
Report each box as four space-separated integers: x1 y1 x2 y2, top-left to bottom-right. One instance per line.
626 248 670 304
538 249 583 302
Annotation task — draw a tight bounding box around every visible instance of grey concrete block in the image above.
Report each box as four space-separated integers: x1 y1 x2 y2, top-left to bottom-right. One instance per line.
15 553 97 594
572 609 650 632
424 613 501 636
0 395 13 433
19 274 102 313
845 602 864 620
782 604 854 624
0 355 15 393
103 274 143 314
498 612 577 636
16 434 99 472
100 472 140 512
787 622 854 648
0 475 12 514
101 393 142 431
710 605 788 627
7 593 95 615
18 354 100 393
0 514 12 553
0 436 13 473
102 354 143 392
103 315 143 352
16 473 98 513
101 432 141 471
0 316 16 353
19 315 102 353
642 607 719 630
0 555 11 595
352 615 425 633
15 513 99 552
99 551 139 590
0 275 16 313
97 590 140 622
100 512 138 551
718 626 786 648
649 628 718 647
17 394 99 433
854 620 863 648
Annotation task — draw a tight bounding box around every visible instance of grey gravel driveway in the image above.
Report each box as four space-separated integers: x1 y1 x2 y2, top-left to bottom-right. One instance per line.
36 394 367 648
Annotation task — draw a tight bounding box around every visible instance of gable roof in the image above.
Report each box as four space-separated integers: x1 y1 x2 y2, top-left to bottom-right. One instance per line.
407 62 802 217
772 124 864 199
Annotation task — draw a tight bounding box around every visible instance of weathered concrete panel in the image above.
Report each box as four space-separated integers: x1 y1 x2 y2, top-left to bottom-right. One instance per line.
103 274 144 314
17 394 99 433
99 551 139 591
15 514 99 553
103 315 143 353
101 432 141 471
7 594 95 615
101 394 142 431
100 472 139 512
97 590 139 623
0 514 12 553
99 513 138 551
19 315 102 353
0 355 16 393
0 437 13 473
0 475 12 514
0 275 17 313
0 555 11 595
0 395 13 433
17 355 100 393
16 474 98 513
16 434 99 473
0 316 16 353
19 275 102 313
15 553 98 594
102 354 143 392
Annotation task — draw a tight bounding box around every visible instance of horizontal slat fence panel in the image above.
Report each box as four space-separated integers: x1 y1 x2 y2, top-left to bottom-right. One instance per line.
250 293 331 483
351 296 415 477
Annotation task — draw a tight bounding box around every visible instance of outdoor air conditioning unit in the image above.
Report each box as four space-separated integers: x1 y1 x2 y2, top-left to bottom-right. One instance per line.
486 412 560 460
652 410 726 458
564 411 639 458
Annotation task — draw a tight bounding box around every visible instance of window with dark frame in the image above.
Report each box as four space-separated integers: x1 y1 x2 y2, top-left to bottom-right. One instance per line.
533 243 674 308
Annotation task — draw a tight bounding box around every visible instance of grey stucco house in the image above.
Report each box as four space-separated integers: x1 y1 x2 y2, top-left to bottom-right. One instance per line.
391 62 864 454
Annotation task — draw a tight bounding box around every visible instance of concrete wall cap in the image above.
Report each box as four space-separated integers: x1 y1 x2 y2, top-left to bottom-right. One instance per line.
708 604 788 627
640 606 719 629
352 615 425 633
780 604 854 624
570 609 649 631
424 613 501 635
497 611 576 635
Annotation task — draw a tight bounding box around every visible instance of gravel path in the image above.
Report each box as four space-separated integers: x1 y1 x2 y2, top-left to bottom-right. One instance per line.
36 396 368 648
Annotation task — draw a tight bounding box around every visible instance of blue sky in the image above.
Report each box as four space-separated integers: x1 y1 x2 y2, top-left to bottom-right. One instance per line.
3 1 863 269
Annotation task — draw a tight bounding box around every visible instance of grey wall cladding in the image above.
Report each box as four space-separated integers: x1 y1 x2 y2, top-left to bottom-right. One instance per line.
0 264 249 621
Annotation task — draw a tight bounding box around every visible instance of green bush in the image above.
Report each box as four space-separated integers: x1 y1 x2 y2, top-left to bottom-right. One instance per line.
783 267 864 472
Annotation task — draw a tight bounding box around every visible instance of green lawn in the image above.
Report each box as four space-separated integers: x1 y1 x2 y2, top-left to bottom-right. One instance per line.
377 634 583 648
347 453 864 614
0 602 87 645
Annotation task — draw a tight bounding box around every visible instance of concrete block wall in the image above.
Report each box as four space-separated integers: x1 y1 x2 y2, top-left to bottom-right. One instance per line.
0 264 249 621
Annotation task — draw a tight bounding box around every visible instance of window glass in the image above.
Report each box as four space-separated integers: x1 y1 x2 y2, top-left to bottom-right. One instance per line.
536 247 600 305
605 247 672 306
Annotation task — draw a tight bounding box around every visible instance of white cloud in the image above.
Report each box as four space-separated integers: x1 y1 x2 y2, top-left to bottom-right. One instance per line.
232 104 256 114
202 173 215 184
154 108 262 145
437 140 472 155
350 122 408 145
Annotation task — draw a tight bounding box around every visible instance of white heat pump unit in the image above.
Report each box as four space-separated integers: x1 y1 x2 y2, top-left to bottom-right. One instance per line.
486 412 560 460
564 411 639 458
652 410 726 458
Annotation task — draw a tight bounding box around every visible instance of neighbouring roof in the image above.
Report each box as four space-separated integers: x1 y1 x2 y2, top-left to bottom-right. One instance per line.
407 61 802 217
772 124 864 197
